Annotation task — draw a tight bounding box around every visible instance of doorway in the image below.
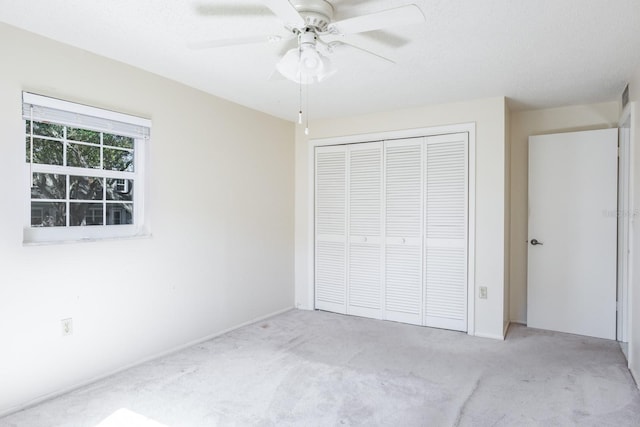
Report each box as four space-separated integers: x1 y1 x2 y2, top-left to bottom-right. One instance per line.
527 128 618 340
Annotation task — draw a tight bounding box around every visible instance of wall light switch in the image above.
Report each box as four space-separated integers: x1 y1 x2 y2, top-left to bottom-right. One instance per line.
479 286 488 299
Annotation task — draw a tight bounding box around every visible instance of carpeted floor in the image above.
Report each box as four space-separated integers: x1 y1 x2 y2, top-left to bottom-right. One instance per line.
2 309 639 426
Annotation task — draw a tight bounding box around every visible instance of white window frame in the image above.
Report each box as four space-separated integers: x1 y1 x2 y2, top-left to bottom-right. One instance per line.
22 92 151 244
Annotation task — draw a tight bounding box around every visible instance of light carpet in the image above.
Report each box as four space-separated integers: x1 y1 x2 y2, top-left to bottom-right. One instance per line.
2 309 639 426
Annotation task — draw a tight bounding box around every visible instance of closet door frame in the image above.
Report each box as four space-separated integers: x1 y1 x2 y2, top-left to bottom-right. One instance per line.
307 123 477 335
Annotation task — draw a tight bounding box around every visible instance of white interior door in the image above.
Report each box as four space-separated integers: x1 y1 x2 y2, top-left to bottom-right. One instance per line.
424 133 468 331
347 142 383 319
315 145 347 314
384 139 424 325
617 115 631 342
314 133 470 332
527 128 618 340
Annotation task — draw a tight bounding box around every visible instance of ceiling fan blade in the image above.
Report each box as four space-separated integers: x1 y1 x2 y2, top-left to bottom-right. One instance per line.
332 40 395 64
268 68 286 81
194 3 266 17
328 4 425 35
189 34 288 49
321 34 395 64
262 0 306 28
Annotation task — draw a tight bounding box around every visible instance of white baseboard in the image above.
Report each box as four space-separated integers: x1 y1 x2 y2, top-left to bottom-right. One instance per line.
295 302 314 310
474 331 506 341
0 306 295 418
503 321 511 338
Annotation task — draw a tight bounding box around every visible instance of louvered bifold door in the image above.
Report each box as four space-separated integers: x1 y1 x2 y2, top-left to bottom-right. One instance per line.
424 133 469 331
315 145 347 314
347 142 383 319
384 139 424 325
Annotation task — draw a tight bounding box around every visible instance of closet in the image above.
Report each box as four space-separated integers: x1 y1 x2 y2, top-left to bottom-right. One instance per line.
314 132 468 331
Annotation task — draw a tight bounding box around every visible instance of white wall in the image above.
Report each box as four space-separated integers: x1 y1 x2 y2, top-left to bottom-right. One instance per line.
0 23 295 415
628 67 640 383
504 106 512 334
509 102 620 324
294 97 508 339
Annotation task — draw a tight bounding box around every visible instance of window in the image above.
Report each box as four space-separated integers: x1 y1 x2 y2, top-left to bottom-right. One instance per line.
22 93 151 243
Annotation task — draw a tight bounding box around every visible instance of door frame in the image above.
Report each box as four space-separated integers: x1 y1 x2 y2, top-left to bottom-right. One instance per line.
618 104 634 342
306 122 477 335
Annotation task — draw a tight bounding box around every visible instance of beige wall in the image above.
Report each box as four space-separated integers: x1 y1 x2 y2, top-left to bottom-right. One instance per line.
504 106 512 333
294 97 509 339
0 23 295 415
509 102 620 324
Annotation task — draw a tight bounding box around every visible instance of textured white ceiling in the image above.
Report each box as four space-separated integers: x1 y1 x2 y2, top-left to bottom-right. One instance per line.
1 0 639 121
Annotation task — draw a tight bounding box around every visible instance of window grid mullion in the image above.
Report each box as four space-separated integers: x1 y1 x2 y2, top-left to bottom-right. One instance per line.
101 132 106 226
30 163 135 180
103 174 107 226
100 132 104 171
65 174 70 227
29 118 34 185
30 135 63 143
63 126 68 168
32 198 67 203
65 139 102 149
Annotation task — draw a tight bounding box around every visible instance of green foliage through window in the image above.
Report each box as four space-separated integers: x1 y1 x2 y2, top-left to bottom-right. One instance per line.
26 120 135 227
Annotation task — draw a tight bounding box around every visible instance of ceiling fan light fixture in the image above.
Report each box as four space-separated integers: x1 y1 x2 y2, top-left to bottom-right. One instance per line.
276 48 301 82
317 55 337 82
299 46 322 75
276 45 335 85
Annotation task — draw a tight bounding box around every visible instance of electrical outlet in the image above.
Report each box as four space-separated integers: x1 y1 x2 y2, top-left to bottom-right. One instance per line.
61 318 73 336
479 286 488 299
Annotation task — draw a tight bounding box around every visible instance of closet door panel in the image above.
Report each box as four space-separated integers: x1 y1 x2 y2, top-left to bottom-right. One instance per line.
347 143 383 318
314 131 470 332
424 133 468 331
315 146 347 314
384 139 423 325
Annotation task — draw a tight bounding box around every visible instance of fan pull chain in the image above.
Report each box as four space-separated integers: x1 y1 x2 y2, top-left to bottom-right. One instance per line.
304 82 310 136
298 79 303 125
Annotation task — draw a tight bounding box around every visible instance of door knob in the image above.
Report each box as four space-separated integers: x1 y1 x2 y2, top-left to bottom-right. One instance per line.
530 239 543 246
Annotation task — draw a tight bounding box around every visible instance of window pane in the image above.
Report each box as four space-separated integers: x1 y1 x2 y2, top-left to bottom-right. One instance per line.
67 143 101 169
31 121 64 139
31 173 66 199
32 138 63 165
67 127 100 144
70 176 103 200
104 148 134 172
104 133 134 149
31 202 66 227
70 202 103 226
106 203 133 225
106 179 133 201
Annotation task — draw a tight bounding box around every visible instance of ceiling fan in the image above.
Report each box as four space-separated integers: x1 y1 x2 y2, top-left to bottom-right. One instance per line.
192 0 426 84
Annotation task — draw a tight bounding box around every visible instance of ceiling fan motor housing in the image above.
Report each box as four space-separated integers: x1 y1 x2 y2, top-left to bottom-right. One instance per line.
293 0 334 32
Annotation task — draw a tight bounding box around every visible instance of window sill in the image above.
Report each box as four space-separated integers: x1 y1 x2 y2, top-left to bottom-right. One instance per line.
22 226 152 246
